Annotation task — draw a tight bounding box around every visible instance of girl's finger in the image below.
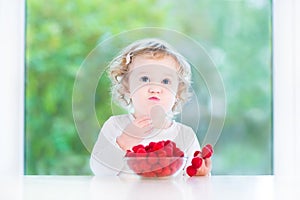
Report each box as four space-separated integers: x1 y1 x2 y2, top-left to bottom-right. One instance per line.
134 119 152 128
204 158 212 169
134 115 151 123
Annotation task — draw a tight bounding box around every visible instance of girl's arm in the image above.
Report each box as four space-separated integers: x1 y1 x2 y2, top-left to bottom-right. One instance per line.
90 116 126 176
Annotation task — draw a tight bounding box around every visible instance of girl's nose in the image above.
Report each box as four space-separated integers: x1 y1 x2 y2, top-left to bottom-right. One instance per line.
148 85 162 93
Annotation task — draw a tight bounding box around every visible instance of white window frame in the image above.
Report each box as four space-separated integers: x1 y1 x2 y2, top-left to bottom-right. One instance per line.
273 0 300 176
0 0 299 176
0 0 25 176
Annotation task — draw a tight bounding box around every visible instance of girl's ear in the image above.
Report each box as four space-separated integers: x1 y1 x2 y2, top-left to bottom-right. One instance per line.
172 96 182 114
121 74 130 92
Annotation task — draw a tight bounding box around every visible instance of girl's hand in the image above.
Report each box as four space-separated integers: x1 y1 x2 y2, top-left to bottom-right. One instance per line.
186 145 213 177
125 115 153 137
195 157 212 176
116 116 153 150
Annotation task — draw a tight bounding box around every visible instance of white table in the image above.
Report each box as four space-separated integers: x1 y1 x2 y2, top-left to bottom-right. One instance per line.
1 175 299 200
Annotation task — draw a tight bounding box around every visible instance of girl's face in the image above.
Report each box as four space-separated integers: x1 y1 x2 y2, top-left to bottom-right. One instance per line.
127 55 180 118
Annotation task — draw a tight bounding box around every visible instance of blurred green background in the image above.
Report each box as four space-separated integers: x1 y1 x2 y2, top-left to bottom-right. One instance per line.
25 0 272 175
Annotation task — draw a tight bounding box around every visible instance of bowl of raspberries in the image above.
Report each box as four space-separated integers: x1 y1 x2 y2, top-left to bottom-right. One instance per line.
124 140 187 178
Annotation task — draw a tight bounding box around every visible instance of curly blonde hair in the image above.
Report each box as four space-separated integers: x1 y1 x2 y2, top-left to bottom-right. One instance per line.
108 38 192 113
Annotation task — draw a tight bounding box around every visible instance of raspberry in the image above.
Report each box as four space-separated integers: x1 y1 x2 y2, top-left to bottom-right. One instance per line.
132 144 145 153
136 148 147 154
186 166 197 177
205 144 213 152
153 141 164 151
164 140 171 146
145 145 151 152
147 153 158 165
193 150 201 157
157 150 167 157
158 157 170 167
148 152 157 157
141 172 156 177
164 146 173 157
171 141 177 149
148 142 156 148
152 164 163 174
174 148 184 157
202 145 213 159
138 160 151 172
191 157 203 169
160 167 172 177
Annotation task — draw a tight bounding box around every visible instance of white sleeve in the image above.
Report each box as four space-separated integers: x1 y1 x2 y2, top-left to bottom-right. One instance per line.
90 116 127 176
184 133 201 172
174 125 201 175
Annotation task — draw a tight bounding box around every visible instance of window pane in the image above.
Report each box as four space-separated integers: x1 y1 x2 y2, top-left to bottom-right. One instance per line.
25 0 272 175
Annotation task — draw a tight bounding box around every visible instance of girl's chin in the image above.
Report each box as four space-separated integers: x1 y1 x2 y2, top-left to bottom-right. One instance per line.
134 107 170 117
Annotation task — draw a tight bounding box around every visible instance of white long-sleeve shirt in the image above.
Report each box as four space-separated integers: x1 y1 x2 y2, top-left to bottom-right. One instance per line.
90 114 200 176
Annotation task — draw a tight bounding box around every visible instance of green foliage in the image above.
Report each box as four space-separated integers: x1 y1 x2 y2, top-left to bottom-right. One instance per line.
26 0 272 175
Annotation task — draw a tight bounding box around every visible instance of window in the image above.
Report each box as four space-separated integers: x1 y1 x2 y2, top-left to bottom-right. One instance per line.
24 0 273 175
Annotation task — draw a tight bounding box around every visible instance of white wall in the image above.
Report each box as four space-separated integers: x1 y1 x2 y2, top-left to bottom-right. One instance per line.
0 0 24 176
273 0 300 176
0 0 299 176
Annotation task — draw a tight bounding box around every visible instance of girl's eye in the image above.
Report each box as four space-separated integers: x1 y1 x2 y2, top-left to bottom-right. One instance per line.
140 76 150 82
162 78 171 85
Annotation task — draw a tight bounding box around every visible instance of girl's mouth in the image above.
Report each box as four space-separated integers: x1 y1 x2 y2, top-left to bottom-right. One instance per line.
148 96 160 101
